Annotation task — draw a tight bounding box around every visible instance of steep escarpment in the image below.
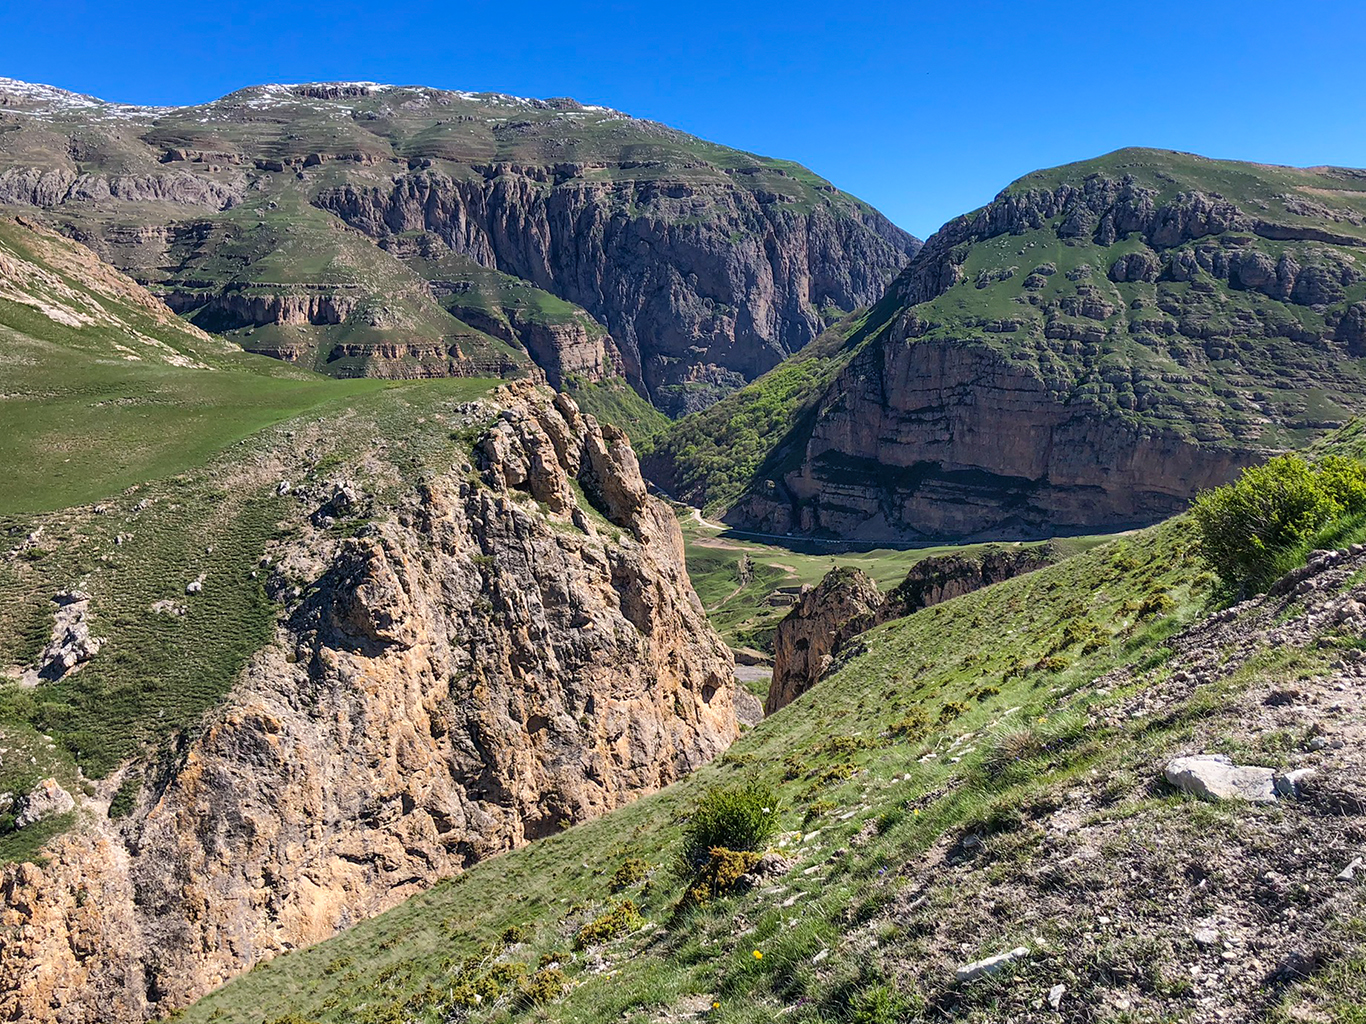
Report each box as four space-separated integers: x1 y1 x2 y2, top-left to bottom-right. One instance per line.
0 383 739 1023
0 78 918 409
315 169 916 412
724 149 1366 539
767 546 1050 712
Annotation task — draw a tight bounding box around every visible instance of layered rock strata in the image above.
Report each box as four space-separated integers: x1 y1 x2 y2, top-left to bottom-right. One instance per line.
0 383 738 1023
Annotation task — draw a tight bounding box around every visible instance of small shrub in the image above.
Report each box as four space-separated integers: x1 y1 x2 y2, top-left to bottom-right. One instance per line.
609 857 650 892
679 847 763 908
890 706 930 739
1191 454 1366 592
938 701 968 724
981 726 1044 779
500 923 529 945
680 781 780 869
574 900 642 950
1036 655 1069 673
107 773 140 820
803 799 837 823
817 762 858 784
515 967 566 1007
488 961 527 986
1136 591 1174 619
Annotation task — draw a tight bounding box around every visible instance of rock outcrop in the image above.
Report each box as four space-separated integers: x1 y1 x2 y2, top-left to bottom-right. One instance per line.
0 79 918 408
0 383 739 1023
767 547 1050 712
725 150 1366 540
315 172 917 412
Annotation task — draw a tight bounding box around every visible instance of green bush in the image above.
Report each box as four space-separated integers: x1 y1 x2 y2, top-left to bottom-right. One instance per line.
608 857 650 892
1191 454 1366 591
573 900 642 950
680 781 780 869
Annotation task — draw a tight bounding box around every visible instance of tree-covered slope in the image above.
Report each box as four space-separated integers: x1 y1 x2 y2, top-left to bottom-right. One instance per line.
692 149 1366 540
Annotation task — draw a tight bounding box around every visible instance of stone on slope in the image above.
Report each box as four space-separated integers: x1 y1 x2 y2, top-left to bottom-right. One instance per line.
955 946 1031 983
14 779 74 829
1164 755 1277 803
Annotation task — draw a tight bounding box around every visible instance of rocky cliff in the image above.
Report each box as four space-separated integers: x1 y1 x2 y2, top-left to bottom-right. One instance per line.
0 78 918 410
718 149 1366 539
315 169 917 412
768 547 1051 711
0 383 739 1023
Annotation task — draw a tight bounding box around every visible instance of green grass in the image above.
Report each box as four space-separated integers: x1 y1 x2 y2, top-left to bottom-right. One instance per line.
0 375 497 796
656 147 1366 539
648 306 891 513
175 514 1268 1024
564 375 670 446
675 507 1100 651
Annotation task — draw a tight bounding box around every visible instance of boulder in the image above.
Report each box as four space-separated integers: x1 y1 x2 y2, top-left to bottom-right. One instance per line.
14 778 74 829
1164 755 1277 804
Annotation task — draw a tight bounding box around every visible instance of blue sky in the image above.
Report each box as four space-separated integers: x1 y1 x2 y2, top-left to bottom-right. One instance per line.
3 0 1363 238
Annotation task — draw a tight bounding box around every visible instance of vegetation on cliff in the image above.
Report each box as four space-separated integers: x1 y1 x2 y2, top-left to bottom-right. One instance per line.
172 487 1366 1022
653 148 1366 540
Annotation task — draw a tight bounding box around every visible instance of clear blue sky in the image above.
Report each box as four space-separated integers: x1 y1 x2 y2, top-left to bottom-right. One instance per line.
4 0 1363 239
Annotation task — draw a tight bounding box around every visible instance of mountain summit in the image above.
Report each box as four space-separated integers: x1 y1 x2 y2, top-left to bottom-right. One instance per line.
664 148 1366 539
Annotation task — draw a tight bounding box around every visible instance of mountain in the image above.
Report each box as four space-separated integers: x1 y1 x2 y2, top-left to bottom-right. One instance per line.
0 78 919 415
660 149 1366 539
0 214 753 1019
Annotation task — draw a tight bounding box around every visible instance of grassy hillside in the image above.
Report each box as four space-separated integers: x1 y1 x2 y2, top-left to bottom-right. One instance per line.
647 306 892 513
0 216 506 858
174 498 1366 1023
0 79 915 403
675 509 1104 653
0 217 397 513
896 150 1366 452
654 149 1366 535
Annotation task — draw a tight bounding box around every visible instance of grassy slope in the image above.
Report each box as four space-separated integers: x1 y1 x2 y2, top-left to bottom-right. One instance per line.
897 148 1366 450
563 376 670 447
648 304 894 513
177 507 1355 1024
675 509 1106 653
653 149 1366 522
0 217 504 856
0 81 911 390
0 217 390 513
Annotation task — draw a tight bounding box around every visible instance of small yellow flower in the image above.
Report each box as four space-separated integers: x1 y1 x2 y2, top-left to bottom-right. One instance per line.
913 808 921 816
753 950 763 960
712 1002 720 1010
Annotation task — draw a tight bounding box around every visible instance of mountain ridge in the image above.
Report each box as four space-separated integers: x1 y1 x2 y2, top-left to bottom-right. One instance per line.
656 146 1366 540
0 76 920 414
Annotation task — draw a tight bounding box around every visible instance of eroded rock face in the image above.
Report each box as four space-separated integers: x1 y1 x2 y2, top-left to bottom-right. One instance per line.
0 383 738 1023
727 158 1366 540
768 568 882 714
314 173 915 413
767 548 1050 712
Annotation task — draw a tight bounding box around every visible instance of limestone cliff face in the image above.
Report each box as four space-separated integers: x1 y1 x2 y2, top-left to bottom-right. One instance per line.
0 384 737 1023
767 567 882 714
314 171 914 413
729 153 1366 540
768 548 1050 712
734 330 1263 540
0 79 918 407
